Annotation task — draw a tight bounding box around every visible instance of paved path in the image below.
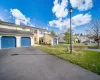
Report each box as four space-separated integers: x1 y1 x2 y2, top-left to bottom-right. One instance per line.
0 47 100 80
85 48 100 52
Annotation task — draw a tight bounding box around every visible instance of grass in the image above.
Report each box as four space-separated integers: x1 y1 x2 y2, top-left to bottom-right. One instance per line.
37 45 100 75
59 43 97 47
58 43 100 49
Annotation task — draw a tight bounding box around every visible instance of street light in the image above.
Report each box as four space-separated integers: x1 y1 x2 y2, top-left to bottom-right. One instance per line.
69 8 73 53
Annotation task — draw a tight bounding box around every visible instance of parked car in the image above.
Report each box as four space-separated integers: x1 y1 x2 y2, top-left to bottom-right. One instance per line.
83 41 90 45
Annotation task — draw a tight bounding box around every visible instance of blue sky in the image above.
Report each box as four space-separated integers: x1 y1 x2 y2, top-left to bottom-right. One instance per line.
0 0 100 34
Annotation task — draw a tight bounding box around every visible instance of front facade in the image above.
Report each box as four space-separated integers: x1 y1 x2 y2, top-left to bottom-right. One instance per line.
74 34 89 43
41 34 58 45
0 21 58 49
0 21 34 49
32 28 51 44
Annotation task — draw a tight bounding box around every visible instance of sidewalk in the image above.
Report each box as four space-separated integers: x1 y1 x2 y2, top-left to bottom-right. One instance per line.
85 49 100 52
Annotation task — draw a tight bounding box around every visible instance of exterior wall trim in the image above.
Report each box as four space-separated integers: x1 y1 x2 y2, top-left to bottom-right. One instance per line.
16 36 21 47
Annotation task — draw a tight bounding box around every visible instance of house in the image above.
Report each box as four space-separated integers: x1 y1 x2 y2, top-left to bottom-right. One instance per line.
58 33 65 43
31 27 58 45
74 34 89 43
74 34 97 44
41 34 58 45
0 21 34 49
87 36 100 44
32 28 51 44
0 20 58 49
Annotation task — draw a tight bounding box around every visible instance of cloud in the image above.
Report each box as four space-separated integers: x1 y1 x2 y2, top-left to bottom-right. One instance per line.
0 17 5 21
49 18 70 31
72 13 91 26
49 13 91 31
49 0 93 32
10 9 33 26
52 0 68 18
70 0 93 11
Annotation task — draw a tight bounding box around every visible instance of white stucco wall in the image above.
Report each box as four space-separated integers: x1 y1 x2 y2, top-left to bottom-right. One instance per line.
51 38 53 46
16 36 21 47
57 38 58 45
37 30 40 44
31 37 34 46
0 25 31 31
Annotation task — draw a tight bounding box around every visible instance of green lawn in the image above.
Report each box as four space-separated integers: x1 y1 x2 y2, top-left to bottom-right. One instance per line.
37 45 100 75
58 43 100 49
59 43 97 47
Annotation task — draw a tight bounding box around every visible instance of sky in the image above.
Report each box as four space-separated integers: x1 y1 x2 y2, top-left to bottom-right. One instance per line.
0 0 100 34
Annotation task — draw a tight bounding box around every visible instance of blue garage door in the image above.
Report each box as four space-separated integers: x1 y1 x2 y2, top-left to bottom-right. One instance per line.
53 38 57 45
21 37 31 47
1 36 16 48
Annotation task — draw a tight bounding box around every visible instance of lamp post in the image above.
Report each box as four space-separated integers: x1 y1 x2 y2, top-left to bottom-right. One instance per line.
69 8 73 53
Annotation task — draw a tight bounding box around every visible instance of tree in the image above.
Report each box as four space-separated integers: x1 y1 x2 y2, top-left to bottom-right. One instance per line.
64 31 74 44
86 19 100 47
64 32 70 44
80 33 83 36
51 30 56 36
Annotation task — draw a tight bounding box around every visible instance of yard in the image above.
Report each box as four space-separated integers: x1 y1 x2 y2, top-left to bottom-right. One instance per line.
37 45 100 75
58 43 100 49
59 43 97 47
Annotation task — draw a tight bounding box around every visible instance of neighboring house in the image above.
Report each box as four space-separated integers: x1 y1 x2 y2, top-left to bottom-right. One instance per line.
58 33 75 43
74 34 89 43
40 34 58 45
31 27 58 45
87 36 100 44
32 28 51 44
58 33 65 43
74 34 97 44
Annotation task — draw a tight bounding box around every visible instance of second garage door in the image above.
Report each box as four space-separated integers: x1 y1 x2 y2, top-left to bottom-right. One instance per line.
21 37 31 47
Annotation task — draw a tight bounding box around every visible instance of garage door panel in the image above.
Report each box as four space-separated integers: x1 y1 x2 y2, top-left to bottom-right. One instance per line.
21 37 31 47
53 38 57 45
1 36 16 48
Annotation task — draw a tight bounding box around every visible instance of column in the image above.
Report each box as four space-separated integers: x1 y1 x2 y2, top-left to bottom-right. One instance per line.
37 29 39 44
31 37 34 46
16 36 21 47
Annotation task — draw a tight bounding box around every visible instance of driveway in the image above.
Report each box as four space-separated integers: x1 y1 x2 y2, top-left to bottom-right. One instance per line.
0 47 100 80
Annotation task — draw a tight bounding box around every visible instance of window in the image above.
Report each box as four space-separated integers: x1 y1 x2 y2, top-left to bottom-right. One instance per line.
32 30 37 33
34 38 36 41
39 31 43 34
34 30 37 33
31 30 34 33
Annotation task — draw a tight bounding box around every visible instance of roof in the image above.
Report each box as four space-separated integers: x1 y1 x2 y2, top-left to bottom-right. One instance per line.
44 33 58 38
58 33 65 37
0 28 33 36
0 21 50 32
89 36 100 40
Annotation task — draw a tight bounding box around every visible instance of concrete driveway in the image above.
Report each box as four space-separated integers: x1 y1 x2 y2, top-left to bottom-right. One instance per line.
0 47 100 80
